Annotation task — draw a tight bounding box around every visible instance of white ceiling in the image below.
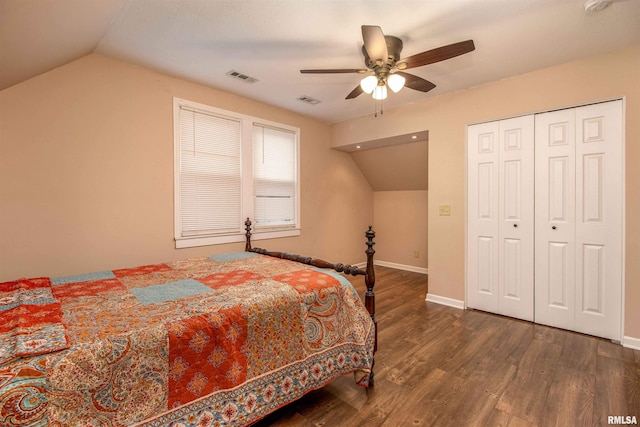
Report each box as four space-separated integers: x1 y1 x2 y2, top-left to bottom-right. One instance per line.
1 0 639 124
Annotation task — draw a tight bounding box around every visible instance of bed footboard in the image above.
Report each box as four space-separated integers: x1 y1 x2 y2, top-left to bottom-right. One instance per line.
244 218 377 385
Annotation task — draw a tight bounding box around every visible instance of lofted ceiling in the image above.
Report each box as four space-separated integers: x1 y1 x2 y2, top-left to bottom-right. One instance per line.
1 0 639 124
351 140 429 191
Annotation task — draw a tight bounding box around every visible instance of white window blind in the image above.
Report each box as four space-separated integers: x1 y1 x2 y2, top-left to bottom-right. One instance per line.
252 125 297 228
178 107 241 237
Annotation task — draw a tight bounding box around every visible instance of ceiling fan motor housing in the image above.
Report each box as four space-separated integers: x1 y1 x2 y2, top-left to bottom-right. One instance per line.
362 35 403 69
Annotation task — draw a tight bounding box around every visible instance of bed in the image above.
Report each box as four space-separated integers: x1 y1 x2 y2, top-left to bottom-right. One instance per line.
0 220 376 426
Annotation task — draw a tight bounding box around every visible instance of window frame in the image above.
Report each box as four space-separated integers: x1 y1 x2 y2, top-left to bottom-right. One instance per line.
173 97 300 249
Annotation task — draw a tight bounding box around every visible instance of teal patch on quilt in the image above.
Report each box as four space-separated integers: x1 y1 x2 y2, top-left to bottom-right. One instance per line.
311 267 360 295
209 252 257 263
51 271 116 285
129 279 211 305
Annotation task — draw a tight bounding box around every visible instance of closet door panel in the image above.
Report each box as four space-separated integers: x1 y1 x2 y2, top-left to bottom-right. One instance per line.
467 116 534 321
498 116 534 321
534 100 622 340
467 122 500 313
574 100 623 340
534 109 576 331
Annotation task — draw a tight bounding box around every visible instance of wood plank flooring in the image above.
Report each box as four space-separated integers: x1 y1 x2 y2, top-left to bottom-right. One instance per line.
254 266 640 427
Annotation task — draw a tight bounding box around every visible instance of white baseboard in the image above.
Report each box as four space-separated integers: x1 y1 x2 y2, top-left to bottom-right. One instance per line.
425 293 465 310
374 260 428 275
622 335 640 350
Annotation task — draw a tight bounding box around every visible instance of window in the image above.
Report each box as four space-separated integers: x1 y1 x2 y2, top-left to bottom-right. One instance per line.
252 124 297 228
174 98 300 248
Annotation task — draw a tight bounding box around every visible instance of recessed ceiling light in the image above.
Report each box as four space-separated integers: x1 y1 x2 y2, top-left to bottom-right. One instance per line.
356 145 361 149
411 135 417 139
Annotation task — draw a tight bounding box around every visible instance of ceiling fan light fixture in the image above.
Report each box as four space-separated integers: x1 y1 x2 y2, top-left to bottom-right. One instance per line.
372 85 387 100
388 73 406 93
360 75 378 94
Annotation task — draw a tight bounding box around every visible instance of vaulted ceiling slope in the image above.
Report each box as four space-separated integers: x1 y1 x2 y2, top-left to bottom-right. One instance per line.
351 141 429 191
1 0 639 123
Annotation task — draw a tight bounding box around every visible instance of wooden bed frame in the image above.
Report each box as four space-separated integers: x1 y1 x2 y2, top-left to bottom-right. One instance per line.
244 218 377 384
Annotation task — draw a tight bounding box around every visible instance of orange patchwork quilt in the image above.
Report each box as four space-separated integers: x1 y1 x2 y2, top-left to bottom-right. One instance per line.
0 253 375 426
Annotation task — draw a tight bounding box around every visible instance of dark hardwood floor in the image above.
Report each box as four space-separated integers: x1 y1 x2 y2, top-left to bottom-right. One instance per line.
254 266 640 427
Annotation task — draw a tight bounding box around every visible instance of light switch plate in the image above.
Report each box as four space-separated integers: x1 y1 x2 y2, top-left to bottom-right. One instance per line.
439 204 451 216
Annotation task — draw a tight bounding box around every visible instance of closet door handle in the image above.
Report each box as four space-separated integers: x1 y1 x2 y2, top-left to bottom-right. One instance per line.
513 224 518 228
552 226 557 230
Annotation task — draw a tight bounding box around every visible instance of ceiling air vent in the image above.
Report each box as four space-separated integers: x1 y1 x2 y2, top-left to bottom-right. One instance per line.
226 70 258 83
297 95 321 105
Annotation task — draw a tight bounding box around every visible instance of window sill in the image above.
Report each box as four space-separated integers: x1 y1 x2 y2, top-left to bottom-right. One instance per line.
175 228 301 249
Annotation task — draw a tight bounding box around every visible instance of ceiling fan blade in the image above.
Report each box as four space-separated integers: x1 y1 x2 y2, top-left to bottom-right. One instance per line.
396 72 436 93
346 85 364 99
362 25 388 64
399 40 475 69
300 69 366 74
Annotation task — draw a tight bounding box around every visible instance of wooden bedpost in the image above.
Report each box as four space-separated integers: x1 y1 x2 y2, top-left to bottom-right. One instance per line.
244 218 252 252
364 226 376 340
364 226 376 386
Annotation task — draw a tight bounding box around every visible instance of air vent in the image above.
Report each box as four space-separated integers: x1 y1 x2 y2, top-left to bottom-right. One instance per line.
226 70 258 83
297 95 321 105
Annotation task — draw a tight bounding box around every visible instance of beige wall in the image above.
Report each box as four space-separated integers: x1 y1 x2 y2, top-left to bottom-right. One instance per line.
333 45 640 339
373 190 428 270
0 53 373 281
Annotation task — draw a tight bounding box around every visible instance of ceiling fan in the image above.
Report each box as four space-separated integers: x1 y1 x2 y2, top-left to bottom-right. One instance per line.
300 25 475 101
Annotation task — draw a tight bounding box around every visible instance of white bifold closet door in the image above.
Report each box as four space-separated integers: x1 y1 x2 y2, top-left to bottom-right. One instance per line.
467 115 535 321
535 100 623 340
467 99 623 341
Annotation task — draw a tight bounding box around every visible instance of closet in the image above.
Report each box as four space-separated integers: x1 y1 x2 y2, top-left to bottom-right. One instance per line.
466 99 623 341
